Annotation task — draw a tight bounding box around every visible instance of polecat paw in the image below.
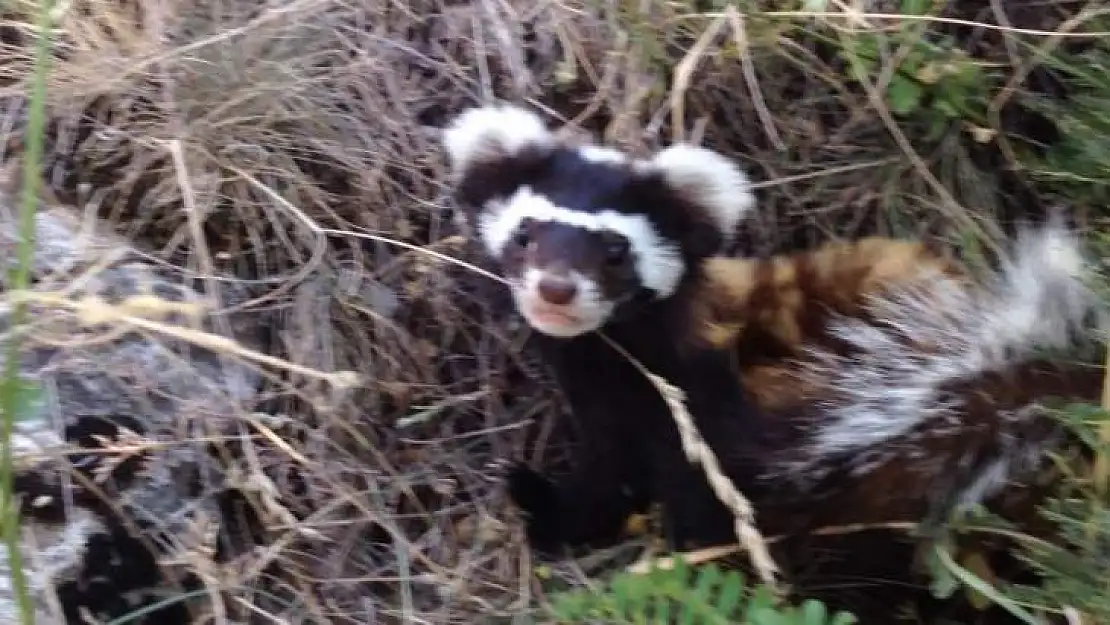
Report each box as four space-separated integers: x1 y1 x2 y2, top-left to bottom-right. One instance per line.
505 462 562 552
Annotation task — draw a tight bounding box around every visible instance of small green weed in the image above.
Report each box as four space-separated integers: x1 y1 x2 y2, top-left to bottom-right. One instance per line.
1016 24 1110 207
833 0 993 139
1001 402 1110 622
1 0 58 622
913 399 1110 624
546 557 857 625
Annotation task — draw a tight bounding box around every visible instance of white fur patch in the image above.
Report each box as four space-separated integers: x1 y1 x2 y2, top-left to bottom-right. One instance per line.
442 104 554 175
513 267 614 337
443 105 757 256
577 145 629 165
772 225 1104 510
480 186 687 297
954 458 1011 511
639 144 755 242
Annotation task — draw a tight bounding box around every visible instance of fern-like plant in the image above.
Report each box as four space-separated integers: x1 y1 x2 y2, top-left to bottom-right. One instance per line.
1014 18 1110 208
545 557 857 625
998 402 1110 622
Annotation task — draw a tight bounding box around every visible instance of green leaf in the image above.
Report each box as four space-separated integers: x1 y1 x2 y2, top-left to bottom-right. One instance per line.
887 74 924 116
653 590 671 624
838 36 880 84
3 376 43 424
746 584 779 623
687 564 720 620
801 599 827 625
925 114 949 142
933 97 960 119
749 607 789 625
609 576 629 618
932 544 1045 625
901 0 931 16
830 612 860 625
927 546 960 599
716 570 745 618
613 573 640 620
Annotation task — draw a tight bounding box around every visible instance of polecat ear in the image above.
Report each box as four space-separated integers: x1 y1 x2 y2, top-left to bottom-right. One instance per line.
644 144 755 244
442 103 556 179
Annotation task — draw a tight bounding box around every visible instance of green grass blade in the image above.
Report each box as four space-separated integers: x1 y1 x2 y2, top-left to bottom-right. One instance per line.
1 0 57 623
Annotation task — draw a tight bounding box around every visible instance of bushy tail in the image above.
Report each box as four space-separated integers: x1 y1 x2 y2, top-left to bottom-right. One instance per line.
770 224 1106 518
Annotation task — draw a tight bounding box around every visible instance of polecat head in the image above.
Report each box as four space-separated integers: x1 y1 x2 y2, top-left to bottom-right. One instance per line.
442 103 755 338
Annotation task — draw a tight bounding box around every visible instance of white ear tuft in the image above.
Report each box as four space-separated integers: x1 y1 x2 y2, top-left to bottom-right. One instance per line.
646 144 755 239
442 104 555 175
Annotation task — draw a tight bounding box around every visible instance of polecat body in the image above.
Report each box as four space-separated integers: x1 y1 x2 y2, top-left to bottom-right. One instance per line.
702 229 1105 529
441 103 1106 558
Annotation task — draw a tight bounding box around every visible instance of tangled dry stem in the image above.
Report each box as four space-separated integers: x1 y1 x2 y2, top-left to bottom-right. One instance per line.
597 332 782 592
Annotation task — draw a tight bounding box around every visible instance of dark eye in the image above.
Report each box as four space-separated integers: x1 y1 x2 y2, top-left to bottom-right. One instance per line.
605 237 629 265
512 221 531 248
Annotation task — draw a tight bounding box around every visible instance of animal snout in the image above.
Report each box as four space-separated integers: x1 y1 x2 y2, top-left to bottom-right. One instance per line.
537 276 578 305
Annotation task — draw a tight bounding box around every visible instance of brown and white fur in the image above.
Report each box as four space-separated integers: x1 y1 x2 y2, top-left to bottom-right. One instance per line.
691 232 1105 530
750 227 1105 528
693 237 964 411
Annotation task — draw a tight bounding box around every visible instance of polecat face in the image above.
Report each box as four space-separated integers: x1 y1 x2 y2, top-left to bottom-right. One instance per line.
496 207 650 337
441 104 756 338
473 148 689 337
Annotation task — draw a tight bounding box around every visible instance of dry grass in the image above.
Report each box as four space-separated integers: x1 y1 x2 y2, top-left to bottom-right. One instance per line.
0 0 1107 622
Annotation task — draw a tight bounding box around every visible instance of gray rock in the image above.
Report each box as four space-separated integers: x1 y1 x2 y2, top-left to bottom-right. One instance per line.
0 180 266 623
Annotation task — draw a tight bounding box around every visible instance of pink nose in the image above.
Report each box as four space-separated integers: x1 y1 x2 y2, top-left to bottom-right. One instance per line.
537 277 578 305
